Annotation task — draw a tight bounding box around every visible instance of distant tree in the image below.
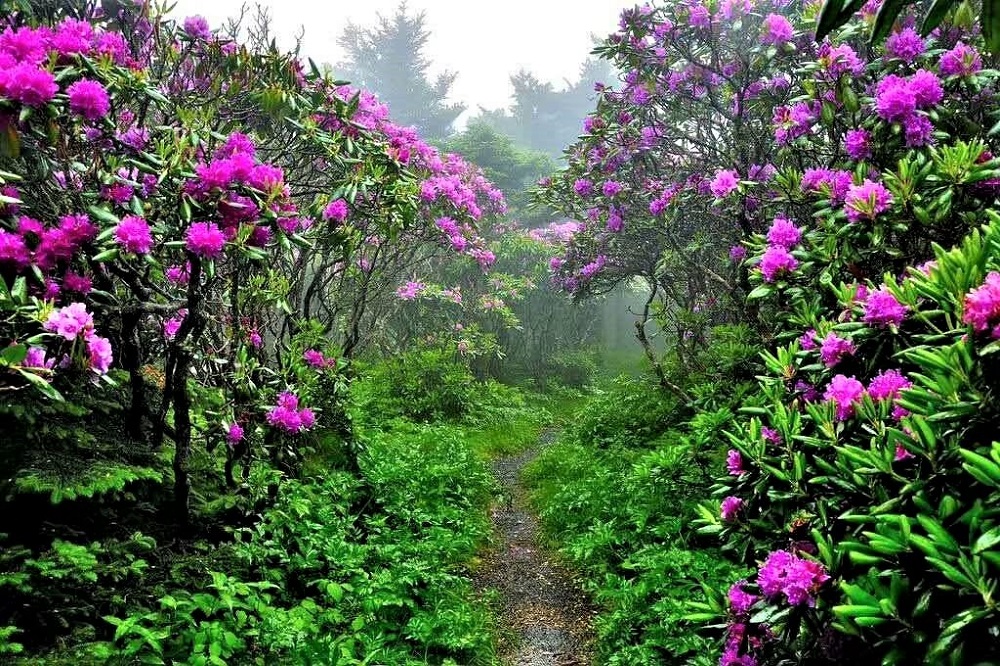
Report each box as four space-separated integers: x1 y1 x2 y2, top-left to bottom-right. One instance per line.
335 2 464 139
476 55 615 158
441 121 555 223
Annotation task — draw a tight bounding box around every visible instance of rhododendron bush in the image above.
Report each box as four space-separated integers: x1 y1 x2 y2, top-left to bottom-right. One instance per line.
532 0 1000 664
0 1 509 520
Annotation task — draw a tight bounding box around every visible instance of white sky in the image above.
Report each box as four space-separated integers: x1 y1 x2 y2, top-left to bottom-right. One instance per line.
170 0 626 118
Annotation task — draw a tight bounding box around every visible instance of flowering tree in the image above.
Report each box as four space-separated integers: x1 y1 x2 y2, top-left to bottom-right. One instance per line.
0 1 508 521
534 1 816 393
659 4 1000 665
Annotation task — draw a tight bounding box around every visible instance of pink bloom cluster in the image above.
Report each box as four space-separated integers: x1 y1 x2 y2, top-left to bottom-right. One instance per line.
939 41 982 77
757 549 830 607
824 374 865 421
43 302 112 375
710 169 740 198
766 216 801 248
963 271 1000 337
844 179 893 222
863 287 908 327
303 349 336 369
801 168 853 204
759 246 798 282
396 280 427 300
115 215 153 254
721 496 744 521
874 70 942 146
726 449 744 475
819 332 854 367
266 391 315 434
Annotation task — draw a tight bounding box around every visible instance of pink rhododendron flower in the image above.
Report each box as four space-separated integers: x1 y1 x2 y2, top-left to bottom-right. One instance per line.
729 245 747 262
799 329 817 351
868 369 911 399
726 449 744 475
397 280 426 300
844 129 871 161
845 179 893 222
939 41 982 77
710 169 740 198
758 550 830 607
962 271 1000 335
819 332 854 367
824 374 865 421
766 216 802 248
66 79 110 120
721 496 744 521
227 423 244 444
728 582 757 615
115 215 153 254
2 63 59 106
875 76 916 122
322 198 349 222
23 346 54 369
863 287 908 327
573 178 593 196
602 180 623 197
86 334 112 374
761 14 794 45
185 222 225 258
183 15 212 40
885 26 925 63
44 302 93 340
761 426 782 445
759 245 798 282
249 329 263 348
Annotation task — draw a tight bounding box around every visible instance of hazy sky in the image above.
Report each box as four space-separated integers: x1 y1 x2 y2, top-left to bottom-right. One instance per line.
170 0 626 117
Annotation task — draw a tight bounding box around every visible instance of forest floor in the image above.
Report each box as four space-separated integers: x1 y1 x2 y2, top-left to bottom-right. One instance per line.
474 429 596 666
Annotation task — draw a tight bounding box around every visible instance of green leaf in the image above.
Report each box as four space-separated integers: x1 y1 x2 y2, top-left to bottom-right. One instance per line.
973 526 1000 554
983 0 1000 56
816 0 847 42
18 369 63 401
871 0 912 45
921 0 960 35
1 343 27 366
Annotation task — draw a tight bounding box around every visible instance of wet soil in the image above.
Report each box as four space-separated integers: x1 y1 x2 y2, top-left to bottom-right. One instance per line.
474 431 596 666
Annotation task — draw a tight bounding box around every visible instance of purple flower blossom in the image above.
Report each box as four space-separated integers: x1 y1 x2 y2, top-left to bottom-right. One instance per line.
87 334 113 374
845 179 893 222
875 76 916 122
44 303 93 340
66 79 110 120
819 332 855 367
909 69 944 108
844 129 871 161
885 27 925 63
903 114 935 147
963 271 1000 335
2 63 59 106
322 198 349 223
227 423 244 444
863 287 908 327
759 245 798 282
726 449 744 475
710 169 740 198
761 14 794 45
758 550 830 607
766 216 802 248
939 41 982 77
728 582 758 616
824 374 865 421
183 15 212 40
721 496 744 521
729 245 747 262
573 178 593 196
185 221 226 258
114 215 153 254
602 180 623 197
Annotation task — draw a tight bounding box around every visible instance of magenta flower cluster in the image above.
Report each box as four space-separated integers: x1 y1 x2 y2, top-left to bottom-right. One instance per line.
43 303 112 375
757 549 830 607
266 391 315 434
963 271 1000 337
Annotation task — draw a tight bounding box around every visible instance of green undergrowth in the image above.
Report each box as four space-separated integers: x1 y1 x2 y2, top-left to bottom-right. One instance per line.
522 327 761 665
1 349 564 666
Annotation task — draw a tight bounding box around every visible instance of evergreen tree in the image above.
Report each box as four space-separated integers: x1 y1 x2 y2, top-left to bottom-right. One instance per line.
336 2 464 139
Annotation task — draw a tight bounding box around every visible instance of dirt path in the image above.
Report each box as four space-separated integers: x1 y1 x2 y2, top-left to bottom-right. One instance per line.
475 430 596 666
